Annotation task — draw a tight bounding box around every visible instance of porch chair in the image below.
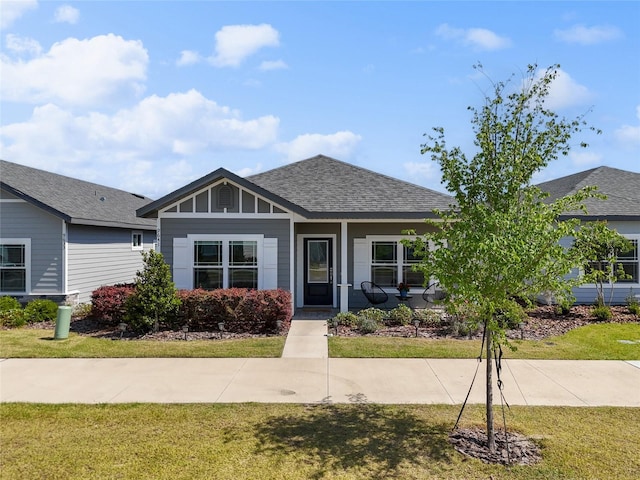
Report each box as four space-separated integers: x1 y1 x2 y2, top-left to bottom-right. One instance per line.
422 281 445 307
360 281 389 308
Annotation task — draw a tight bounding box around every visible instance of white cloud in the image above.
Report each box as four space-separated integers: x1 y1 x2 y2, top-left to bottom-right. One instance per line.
435 23 511 51
275 131 362 163
0 0 38 29
569 150 602 167
614 105 640 146
235 164 263 177
1 34 148 107
4 33 41 56
540 68 593 110
54 5 79 24
209 24 280 67
0 90 280 197
259 59 287 71
404 161 440 182
554 24 622 45
176 49 201 66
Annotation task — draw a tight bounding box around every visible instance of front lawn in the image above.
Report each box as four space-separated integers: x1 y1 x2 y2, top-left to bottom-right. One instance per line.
329 323 640 360
0 329 285 358
1 403 639 479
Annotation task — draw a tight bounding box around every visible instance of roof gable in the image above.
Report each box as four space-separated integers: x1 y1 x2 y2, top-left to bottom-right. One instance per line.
1 160 156 229
537 166 640 219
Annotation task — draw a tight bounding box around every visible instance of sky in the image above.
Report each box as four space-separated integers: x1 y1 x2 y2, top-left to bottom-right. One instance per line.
1 1 639 200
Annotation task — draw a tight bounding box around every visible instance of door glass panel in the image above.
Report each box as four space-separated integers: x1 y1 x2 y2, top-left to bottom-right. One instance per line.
307 240 328 283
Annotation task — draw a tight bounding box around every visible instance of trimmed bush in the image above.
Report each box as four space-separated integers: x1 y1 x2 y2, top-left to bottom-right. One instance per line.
0 296 21 312
357 307 386 324
332 311 358 328
91 284 135 324
388 304 413 326
0 309 27 328
592 304 613 321
24 299 58 323
176 288 292 334
413 308 442 327
358 317 380 334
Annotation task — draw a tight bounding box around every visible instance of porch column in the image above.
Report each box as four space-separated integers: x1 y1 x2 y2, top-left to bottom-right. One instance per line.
338 221 351 312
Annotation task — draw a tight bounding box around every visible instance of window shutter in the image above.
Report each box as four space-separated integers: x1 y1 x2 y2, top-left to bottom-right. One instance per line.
262 237 278 289
353 238 368 290
172 237 190 289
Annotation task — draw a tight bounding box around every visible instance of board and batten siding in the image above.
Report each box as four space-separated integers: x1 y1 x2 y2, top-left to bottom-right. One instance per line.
67 225 155 303
0 190 63 295
160 218 290 290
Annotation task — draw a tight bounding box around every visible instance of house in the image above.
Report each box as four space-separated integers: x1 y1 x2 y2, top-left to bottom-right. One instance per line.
0 159 157 304
137 155 454 312
537 166 640 304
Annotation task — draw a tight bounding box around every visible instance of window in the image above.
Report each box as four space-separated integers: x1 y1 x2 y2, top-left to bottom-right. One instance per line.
193 239 258 289
370 239 424 288
132 231 143 250
0 242 27 292
616 239 638 283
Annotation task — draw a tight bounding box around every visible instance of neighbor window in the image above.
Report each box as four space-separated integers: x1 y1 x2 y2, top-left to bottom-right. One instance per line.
193 239 258 290
0 243 27 292
616 239 638 283
132 231 143 250
370 239 424 288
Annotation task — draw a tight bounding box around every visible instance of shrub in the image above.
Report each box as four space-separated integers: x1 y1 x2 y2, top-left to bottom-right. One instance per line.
592 304 612 321
413 308 442 327
388 304 413 326
0 309 27 328
175 288 292 334
24 299 58 323
332 311 358 328
554 298 573 315
91 284 135 324
0 296 21 312
356 307 386 324
496 302 526 329
72 303 93 318
626 290 639 317
358 317 379 334
125 251 181 333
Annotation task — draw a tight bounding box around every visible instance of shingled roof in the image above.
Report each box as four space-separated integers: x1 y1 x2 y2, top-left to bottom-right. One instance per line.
537 166 640 220
138 155 454 219
1 159 156 229
247 155 453 218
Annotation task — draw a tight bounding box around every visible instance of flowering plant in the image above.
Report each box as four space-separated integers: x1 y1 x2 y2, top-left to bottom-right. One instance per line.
397 282 410 293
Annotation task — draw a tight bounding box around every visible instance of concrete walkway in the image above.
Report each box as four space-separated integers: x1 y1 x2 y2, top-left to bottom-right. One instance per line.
1 357 639 406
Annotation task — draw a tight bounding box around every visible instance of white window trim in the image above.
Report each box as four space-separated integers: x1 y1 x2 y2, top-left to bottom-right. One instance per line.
578 234 640 288
0 238 31 295
365 235 423 292
187 234 264 289
132 231 144 251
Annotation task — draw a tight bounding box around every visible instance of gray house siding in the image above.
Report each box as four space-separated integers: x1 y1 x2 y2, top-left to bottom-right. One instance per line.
67 225 156 303
0 191 63 296
572 221 640 305
161 218 291 290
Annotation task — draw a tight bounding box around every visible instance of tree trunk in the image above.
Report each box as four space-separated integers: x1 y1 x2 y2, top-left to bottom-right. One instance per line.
486 326 495 452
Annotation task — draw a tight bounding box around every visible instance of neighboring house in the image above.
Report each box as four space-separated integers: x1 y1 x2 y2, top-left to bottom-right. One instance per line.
137 155 454 312
537 166 640 304
0 160 157 304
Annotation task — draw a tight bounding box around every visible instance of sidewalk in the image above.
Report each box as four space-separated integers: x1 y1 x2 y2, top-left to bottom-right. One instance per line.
1 357 638 406
1 317 639 406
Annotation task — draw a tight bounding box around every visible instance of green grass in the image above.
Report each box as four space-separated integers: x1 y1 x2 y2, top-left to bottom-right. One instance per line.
329 323 640 359
1 403 639 479
0 329 285 358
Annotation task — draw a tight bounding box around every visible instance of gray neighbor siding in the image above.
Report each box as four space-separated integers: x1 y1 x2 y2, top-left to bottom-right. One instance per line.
67 225 156 303
160 218 291 290
0 190 63 295
572 220 640 305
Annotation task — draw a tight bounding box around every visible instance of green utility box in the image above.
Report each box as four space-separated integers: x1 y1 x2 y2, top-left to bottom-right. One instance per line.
54 306 72 339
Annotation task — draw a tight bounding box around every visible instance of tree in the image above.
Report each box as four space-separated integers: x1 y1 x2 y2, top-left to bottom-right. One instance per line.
410 63 600 452
572 220 633 307
126 250 181 333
